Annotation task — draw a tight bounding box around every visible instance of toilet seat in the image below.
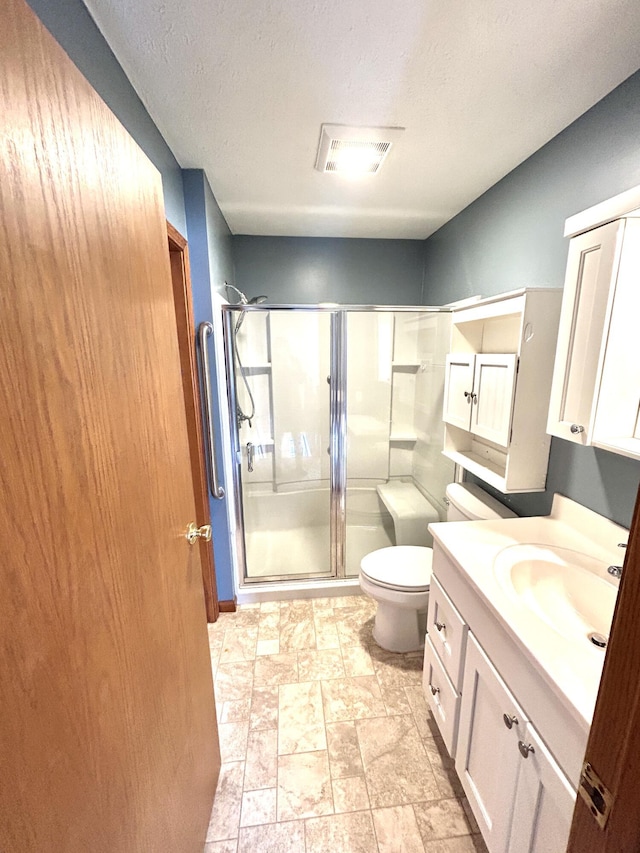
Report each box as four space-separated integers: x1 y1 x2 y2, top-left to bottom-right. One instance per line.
360 545 432 592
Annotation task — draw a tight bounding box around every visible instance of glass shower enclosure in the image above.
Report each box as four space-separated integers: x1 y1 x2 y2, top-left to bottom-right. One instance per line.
223 304 454 584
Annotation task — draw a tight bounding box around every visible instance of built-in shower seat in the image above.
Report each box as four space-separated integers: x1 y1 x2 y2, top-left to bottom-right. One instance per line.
376 481 439 547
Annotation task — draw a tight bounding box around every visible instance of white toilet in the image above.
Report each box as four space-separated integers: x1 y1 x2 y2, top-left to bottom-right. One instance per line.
360 482 516 652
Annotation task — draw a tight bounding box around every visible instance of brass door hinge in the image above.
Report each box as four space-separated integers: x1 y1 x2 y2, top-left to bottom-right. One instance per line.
578 761 613 829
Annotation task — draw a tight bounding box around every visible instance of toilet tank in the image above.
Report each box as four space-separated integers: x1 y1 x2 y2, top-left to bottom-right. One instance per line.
445 482 517 522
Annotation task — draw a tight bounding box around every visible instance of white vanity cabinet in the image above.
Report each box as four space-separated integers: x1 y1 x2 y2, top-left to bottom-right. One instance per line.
443 288 562 493
456 633 574 853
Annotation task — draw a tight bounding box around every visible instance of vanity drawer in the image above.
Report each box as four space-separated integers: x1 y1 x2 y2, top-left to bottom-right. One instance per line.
423 635 460 757
428 574 468 690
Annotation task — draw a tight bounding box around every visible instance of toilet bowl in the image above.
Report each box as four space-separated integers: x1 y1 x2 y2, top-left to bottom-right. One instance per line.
360 482 516 653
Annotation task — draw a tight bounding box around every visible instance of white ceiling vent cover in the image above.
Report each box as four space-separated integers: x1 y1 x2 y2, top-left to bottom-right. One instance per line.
315 124 405 175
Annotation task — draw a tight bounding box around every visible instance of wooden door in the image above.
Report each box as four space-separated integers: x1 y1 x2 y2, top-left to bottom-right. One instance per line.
167 223 219 622
567 483 640 851
470 353 518 447
443 353 475 430
0 2 219 851
455 633 527 853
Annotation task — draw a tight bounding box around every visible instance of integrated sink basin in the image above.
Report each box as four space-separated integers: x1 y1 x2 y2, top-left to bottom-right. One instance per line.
493 544 618 646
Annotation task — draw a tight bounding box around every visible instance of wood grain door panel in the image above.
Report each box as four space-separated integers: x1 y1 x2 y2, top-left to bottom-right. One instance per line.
0 2 219 850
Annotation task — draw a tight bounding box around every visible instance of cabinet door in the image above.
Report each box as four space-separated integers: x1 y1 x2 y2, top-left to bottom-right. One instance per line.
423 636 461 757
456 634 528 853
547 220 622 444
470 354 518 447
507 723 575 853
444 354 475 430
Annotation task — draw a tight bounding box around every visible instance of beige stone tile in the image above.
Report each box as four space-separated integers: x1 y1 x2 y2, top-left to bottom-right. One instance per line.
220 698 251 724
237 820 305 853
404 685 433 739
371 804 426 853
314 619 341 650
204 839 238 853
312 596 336 612
232 609 261 629
326 720 364 779
279 617 317 652
259 600 281 612
276 750 333 821
336 611 373 647
423 738 465 798
253 653 298 687
357 715 440 808
256 638 280 656
219 721 250 763
332 595 368 609
341 644 375 676
381 686 413 716
244 728 277 791
305 810 378 853
215 661 254 704
331 776 370 813
239 787 277 827
206 761 245 842
321 676 387 723
258 610 281 640
413 798 474 842
297 648 345 681
422 837 481 853
219 626 258 663
278 681 327 754
250 685 279 731
369 646 424 691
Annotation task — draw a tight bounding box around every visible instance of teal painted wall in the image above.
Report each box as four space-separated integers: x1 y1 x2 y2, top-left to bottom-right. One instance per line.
422 70 640 527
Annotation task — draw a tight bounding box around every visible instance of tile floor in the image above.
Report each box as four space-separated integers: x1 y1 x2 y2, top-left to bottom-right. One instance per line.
205 594 489 853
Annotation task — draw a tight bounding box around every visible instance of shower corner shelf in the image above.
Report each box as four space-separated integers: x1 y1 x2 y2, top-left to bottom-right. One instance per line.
391 361 420 370
390 430 417 443
244 363 272 373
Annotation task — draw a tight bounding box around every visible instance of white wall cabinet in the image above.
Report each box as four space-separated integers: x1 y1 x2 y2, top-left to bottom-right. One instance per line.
456 633 574 853
443 289 562 493
547 213 640 460
444 353 517 447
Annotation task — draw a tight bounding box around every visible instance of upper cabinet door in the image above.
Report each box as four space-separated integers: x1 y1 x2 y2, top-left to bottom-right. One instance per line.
444 353 475 430
547 220 622 444
471 354 518 447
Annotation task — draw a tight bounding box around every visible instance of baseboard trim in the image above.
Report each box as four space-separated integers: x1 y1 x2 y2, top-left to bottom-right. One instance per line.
218 599 237 613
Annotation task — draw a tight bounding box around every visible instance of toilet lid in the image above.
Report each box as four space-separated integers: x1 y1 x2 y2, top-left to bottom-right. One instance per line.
360 546 432 592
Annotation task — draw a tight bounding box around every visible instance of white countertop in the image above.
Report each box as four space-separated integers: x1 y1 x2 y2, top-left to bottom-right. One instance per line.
429 494 628 727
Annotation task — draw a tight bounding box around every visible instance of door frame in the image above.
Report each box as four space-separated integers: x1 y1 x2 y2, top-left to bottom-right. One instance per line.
567 481 640 850
167 222 219 622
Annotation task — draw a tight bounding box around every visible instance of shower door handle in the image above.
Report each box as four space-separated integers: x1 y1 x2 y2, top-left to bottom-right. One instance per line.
198 321 225 500
247 442 255 473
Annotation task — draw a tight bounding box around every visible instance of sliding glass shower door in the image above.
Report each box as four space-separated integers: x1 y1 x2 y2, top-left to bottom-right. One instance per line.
226 307 335 581
224 304 454 584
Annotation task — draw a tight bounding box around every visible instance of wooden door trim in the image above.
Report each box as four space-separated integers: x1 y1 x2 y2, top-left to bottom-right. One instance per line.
568 483 640 851
167 221 219 622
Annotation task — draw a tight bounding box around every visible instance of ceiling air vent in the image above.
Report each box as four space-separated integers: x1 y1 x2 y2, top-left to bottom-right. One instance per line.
315 124 405 176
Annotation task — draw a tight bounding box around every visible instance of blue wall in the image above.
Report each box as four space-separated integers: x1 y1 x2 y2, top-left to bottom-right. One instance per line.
233 236 425 304
422 69 640 527
27 0 187 233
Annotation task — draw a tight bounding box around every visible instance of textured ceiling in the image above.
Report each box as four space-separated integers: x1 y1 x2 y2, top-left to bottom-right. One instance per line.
83 0 640 239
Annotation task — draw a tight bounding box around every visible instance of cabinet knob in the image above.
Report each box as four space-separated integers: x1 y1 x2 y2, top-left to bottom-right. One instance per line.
570 423 585 434
429 684 440 696
503 713 518 730
464 390 472 404
518 741 535 758
434 621 446 632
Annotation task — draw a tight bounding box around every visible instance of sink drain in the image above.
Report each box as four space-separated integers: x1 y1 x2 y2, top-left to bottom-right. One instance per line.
588 632 607 648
